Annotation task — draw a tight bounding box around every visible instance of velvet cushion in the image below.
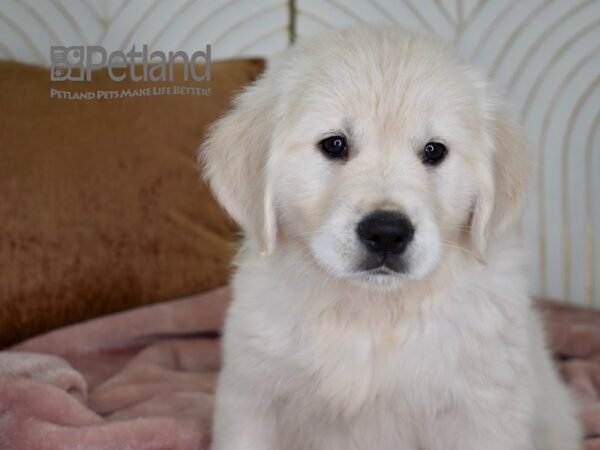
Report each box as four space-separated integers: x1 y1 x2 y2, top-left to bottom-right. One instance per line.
0 59 264 347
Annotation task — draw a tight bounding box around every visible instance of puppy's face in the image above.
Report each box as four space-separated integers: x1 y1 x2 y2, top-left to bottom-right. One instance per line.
269 56 485 289
203 29 528 290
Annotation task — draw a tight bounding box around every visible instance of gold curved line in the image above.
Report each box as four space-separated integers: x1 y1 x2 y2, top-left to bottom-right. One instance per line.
521 19 600 121
584 112 600 306
455 0 464 43
399 0 434 31
536 49 600 297
560 76 600 302
434 0 456 27
187 2 286 51
458 0 506 48
106 0 128 22
173 0 237 50
367 0 396 25
49 0 91 44
472 0 520 60
366 0 431 31
233 26 288 56
465 0 485 24
120 0 161 50
289 0 296 44
326 0 367 24
490 0 552 76
0 10 45 62
451 0 466 44
148 0 195 50
98 0 129 45
20 1 64 46
507 0 595 92
83 0 104 24
299 9 337 30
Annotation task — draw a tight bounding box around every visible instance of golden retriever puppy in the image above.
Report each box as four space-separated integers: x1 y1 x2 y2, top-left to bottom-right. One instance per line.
202 27 582 450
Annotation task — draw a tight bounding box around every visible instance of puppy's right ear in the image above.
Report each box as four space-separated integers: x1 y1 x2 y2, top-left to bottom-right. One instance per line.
200 78 278 254
470 103 529 260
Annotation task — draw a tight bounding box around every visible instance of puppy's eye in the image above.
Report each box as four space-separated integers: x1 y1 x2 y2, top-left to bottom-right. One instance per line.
319 136 348 160
422 142 447 165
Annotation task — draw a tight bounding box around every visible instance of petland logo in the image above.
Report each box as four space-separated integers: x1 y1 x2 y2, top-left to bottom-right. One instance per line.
50 45 211 82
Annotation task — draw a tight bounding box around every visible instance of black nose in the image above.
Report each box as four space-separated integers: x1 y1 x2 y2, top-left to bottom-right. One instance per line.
357 210 415 255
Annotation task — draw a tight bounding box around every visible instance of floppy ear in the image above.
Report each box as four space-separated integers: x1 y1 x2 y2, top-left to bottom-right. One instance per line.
200 78 278 255
471 105 530 259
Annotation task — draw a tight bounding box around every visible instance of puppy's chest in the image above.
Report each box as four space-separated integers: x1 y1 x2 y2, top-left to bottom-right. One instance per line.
275 314 465 419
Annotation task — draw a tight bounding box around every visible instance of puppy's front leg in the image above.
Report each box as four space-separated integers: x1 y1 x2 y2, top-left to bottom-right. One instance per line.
429 399 534 450
211 375 279 450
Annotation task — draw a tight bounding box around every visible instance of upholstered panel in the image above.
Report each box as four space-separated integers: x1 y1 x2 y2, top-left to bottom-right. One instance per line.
1 0 598 306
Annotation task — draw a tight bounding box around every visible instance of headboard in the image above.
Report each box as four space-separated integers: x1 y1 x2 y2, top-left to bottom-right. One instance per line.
1 0 598 307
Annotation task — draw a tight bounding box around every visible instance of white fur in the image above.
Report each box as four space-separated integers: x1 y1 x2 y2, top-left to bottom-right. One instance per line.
201 28 582 450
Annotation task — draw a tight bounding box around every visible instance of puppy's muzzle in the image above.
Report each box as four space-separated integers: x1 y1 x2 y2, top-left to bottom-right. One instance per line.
357 210 414 258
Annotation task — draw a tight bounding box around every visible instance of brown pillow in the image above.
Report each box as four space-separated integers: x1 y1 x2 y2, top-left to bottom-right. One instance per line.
0 59 264 347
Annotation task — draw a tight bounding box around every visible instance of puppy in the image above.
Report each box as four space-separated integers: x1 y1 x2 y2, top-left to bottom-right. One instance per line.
202 27 582 450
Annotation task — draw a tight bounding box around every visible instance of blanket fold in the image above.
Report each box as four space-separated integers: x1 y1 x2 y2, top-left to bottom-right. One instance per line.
0 289 598 450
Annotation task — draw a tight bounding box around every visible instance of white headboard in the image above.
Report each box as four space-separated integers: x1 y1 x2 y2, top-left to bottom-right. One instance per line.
1 0 599 307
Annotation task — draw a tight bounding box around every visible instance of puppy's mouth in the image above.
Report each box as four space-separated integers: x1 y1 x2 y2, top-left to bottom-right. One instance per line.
351 257 410 289
357 254 408 275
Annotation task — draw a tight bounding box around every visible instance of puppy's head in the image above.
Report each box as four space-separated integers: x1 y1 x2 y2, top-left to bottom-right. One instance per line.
201 28 528 290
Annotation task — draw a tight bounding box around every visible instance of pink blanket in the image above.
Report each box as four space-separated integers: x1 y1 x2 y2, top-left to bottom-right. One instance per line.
0 288 598 449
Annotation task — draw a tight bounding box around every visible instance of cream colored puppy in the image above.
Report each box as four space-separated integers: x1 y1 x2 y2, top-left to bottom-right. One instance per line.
202 28 581 450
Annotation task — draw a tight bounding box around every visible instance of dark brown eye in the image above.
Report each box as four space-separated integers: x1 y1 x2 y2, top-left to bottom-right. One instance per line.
319 136 348 160
422 142 447 165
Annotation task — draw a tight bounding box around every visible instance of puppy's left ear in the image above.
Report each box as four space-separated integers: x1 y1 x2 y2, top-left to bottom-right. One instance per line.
471 104 530 259
200 77 278 255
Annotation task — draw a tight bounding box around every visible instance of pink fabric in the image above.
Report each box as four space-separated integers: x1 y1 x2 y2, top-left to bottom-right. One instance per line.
1 287 229 450
541 301 600 449
0 288 598 450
